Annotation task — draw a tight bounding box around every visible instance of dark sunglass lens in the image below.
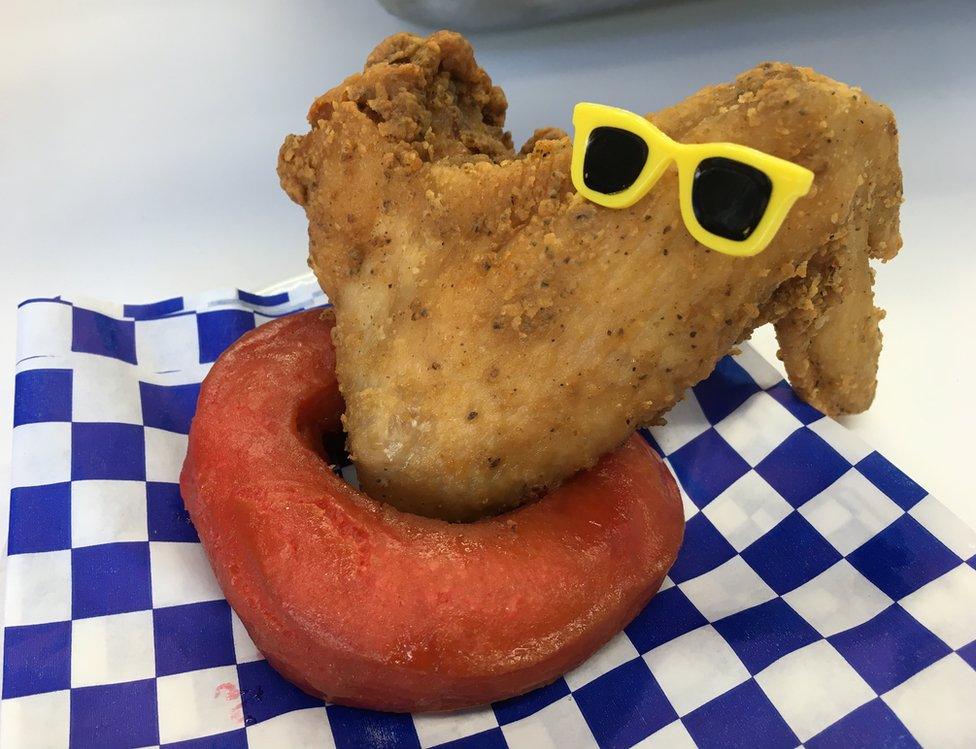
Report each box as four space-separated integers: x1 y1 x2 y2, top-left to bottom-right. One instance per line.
691 157 773 241
582 127 649 195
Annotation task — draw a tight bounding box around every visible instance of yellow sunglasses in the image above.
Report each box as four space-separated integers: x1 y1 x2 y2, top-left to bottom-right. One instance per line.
571 103 814 257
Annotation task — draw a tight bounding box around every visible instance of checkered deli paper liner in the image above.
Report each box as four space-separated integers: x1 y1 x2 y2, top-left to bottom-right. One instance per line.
5 279 976 749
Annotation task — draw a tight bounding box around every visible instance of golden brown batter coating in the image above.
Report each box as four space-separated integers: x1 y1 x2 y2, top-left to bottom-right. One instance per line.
279 31 902 520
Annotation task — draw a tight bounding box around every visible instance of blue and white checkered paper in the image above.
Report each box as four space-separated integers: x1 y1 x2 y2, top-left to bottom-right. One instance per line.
5 279 976 749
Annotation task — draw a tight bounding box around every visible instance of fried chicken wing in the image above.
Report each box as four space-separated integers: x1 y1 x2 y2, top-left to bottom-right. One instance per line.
278 31 902 520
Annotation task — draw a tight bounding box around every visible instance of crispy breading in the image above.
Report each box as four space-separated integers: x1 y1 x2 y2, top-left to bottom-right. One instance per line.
279 31 903 520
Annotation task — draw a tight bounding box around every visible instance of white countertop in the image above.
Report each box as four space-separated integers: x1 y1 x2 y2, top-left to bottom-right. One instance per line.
1 0 974 670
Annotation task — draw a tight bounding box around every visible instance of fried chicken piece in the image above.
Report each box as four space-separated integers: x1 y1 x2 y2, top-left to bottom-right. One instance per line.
279 31 902 521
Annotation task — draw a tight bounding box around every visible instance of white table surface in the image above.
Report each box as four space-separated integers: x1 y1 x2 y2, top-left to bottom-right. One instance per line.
1 0 974 689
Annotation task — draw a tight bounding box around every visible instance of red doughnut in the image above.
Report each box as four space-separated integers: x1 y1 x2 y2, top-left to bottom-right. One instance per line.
181 309 684 712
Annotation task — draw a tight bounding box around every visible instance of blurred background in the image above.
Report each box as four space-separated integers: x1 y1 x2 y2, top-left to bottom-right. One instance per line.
1 0 973 535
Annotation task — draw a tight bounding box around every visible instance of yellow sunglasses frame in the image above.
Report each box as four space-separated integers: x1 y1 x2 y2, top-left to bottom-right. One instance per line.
571 102 815 257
